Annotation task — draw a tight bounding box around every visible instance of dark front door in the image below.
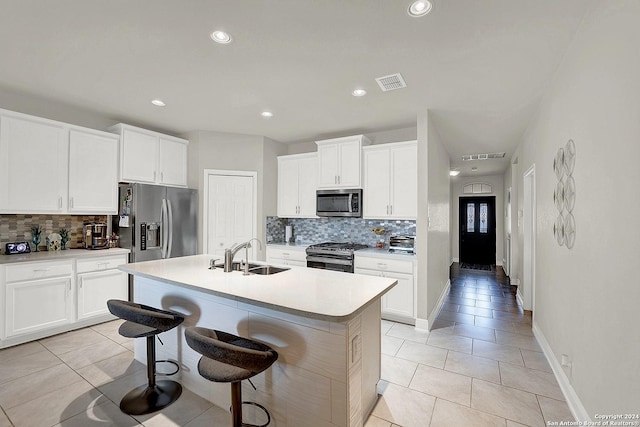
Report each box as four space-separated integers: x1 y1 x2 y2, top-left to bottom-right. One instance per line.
459 196 496 265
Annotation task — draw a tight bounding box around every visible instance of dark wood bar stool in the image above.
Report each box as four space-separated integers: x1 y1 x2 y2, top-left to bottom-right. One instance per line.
185 326 278 427
107 299 185 415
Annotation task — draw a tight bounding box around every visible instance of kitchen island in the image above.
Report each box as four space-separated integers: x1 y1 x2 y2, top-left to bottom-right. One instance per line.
120 254 397 427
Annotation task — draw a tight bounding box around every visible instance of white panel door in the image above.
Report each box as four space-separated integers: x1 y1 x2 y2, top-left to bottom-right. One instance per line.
297 155 318 217
206 174 255 260
363 148 390 218
337 139 362 187
5 277 73 337
77 270 128 320
277 156 299 217
120 128 158 183
158 137 187 187
390 144 417 219
0 114 68 213
68 129 119 213
317 143 339 187
381 272 414 319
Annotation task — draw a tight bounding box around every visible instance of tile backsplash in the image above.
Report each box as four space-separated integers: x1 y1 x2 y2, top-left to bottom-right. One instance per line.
266 216 416 247
0 214 107 252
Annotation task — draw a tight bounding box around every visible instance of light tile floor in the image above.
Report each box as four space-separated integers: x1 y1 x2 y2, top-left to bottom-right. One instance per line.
367 266 574 427
0 266 574 427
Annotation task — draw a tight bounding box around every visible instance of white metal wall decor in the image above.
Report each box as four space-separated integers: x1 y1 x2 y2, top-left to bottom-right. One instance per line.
552 139 576 249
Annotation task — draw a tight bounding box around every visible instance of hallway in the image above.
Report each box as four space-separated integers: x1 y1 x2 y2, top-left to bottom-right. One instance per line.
367 264 574 426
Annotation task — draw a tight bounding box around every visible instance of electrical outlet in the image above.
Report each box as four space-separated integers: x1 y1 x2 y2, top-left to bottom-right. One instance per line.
561 354 571 367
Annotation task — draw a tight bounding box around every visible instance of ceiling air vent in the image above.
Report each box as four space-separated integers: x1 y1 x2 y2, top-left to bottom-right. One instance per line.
462 152 506 161
375 73 407 92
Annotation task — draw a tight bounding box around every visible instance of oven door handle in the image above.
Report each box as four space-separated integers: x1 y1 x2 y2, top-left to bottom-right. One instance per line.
348 193 353 213
306 256 353 266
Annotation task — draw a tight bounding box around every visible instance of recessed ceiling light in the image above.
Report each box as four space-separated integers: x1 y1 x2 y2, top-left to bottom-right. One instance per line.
352 89 367 97
261 111 273 117
449 170 460 176
210 30 232 44
408 0 432 17
151 99 166 107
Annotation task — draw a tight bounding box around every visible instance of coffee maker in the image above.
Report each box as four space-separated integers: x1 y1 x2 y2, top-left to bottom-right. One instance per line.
83 223 109 249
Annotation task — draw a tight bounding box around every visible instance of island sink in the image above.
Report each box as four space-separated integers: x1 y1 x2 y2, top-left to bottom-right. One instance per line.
211 260 290 275
248 265 289 275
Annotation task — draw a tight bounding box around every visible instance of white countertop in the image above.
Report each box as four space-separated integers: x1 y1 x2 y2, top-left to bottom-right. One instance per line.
120 254 397 321
356 248 417 261
0 248 130 265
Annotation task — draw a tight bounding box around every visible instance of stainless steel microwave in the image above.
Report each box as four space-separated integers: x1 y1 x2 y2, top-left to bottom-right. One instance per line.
316 189 362 217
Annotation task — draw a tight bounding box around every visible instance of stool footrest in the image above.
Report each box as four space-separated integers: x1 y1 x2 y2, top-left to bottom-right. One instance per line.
155 359 180 376
238 401 272 427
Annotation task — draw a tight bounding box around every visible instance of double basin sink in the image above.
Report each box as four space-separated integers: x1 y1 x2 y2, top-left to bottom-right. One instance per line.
211 261 289 275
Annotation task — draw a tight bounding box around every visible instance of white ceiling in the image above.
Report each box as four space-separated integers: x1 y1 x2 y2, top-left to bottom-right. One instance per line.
0 1 589 176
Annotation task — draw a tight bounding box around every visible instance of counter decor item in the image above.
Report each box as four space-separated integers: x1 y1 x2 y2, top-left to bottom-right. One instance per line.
31 225 42 252
285 225 293 243
5 242 31 255
47 233 62 251
59 228 70 250
371 227 387 248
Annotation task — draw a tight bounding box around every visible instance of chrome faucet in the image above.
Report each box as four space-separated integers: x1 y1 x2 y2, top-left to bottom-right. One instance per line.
223 238 262 273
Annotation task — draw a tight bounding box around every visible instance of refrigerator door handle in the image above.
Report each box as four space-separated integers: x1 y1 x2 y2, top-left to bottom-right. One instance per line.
161 198 168 258
167 199 174 259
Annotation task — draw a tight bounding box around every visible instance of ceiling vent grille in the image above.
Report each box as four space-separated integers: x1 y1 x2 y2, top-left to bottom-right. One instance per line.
462 152 506 161
375 73 407 92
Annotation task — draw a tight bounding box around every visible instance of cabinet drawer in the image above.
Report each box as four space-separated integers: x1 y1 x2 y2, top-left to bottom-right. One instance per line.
76 255 128 273
266 247 307 262
354 256 413 274
5 261 73 283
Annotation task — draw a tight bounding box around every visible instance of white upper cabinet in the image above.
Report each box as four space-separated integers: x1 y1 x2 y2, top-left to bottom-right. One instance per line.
316 135 370 188
0 109 120 214
68 129 119 214
0 114 68 213
363 141 417 220
110 123 188 187
158 136 187 186
277 153 317 218
120 127 157 184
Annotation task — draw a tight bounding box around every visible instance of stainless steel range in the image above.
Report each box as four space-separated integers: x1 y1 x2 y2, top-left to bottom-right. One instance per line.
306 242 368 273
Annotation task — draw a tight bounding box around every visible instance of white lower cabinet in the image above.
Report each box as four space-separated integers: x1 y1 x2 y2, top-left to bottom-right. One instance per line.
355 254 416 323
77 269 128 320
1 251 129 348
5 276 73 338
266 245 308 267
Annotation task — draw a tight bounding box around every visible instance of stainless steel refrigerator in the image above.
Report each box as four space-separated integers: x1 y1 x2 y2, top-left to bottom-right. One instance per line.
114 183 197 263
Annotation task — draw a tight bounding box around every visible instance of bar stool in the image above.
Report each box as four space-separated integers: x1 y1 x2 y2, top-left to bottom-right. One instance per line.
185 326 278 427
107 299 185 415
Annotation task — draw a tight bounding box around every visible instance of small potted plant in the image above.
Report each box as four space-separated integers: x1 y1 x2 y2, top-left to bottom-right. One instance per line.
31 225 42 252
59 228 70 250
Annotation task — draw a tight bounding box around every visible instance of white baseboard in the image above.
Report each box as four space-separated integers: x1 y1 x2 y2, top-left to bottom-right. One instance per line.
424 279 451 330
452 257 460 263
415 318 429 330
532 321 591 422
516 289 524 308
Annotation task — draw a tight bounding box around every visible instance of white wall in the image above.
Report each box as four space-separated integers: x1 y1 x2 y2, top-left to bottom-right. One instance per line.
507 0 640 415
425 115 451 319
416 112 451 326
186 130 287 259
450 174 504 265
